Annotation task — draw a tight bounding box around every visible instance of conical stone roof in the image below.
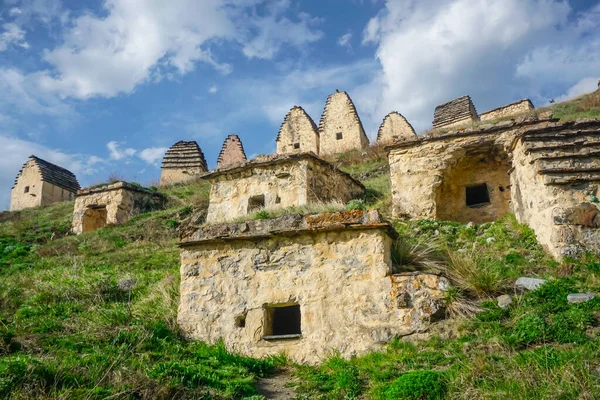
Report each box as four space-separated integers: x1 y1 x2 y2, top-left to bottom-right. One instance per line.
217 134 247 168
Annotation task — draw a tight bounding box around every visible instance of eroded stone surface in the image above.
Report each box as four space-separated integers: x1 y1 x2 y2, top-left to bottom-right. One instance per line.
178 210 448 364
480 99 534 122
204 153 364 224
217 134 247 168
388 117 600 259
72 181 166 234
376 112 417 145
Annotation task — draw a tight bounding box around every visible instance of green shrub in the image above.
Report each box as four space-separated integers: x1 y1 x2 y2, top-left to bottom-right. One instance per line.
254 210 271 220
167 219 180 229
511 314 547 346
476 301 509 322
346 199 366 211
381 370 447 400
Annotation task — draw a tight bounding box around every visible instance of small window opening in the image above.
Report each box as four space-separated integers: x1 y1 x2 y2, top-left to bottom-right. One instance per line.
263 304 301 340
275 196 281 204
182 170 189 174
336 132 343 140
498 186 505 192
293 143 300 149
24 186 30 193
466 184 490 207
248 195 265 212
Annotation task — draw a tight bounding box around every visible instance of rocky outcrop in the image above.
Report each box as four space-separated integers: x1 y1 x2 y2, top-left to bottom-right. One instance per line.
160 141 208 185
376 112 417 144
318 90 369 155
276 106 320 155
217 134 247 168
432 95 479 130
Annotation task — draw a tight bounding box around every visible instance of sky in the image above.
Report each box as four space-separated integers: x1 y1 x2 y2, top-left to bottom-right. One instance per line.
1 0 599 209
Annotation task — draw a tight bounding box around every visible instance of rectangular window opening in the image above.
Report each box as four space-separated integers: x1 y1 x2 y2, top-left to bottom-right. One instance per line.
263 304 301 340
336 132 343 140
466 183 491 207
24 186 30 193
248 194 265 212
293 143 300 149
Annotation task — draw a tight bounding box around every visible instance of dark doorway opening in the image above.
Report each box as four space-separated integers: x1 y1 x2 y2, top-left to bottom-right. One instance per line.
466 183 490 207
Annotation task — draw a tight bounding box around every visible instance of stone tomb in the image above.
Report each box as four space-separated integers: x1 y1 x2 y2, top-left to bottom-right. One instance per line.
276 106 320 155
480 99 534 122
160 141 208 185
318 90 370 156
376 112 417 145
432 95 479 130
72 181 166 234
10 155 80 211
217 134 247 168
388 115 600 259
205 152 365 223
178 210 448 364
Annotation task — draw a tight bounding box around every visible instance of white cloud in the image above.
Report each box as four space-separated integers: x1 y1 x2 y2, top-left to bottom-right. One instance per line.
359 0 600 131
209 85 218 94
241 1 323 59
337 32 353 50
0 23 29 51
138 147 168 165
107 141 137 160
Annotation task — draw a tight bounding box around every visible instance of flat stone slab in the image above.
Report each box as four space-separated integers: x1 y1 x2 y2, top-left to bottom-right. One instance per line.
567 293 595 304
515 277 547 291
497 294 513 309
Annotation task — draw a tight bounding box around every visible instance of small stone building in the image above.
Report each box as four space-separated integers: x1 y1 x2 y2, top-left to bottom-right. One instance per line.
10 155 80 211
318 90 370 156
376 112 417 145
72 181 166 234
388 114 600 259
217 134 247 168
276 106 320 155
178 210 448 364
480 99 535 122
205 152 364 223
160 141 208 185
432 95 479 130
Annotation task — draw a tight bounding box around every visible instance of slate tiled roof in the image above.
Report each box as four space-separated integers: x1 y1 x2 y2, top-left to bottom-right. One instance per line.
161 141 208 171
13 155 80 192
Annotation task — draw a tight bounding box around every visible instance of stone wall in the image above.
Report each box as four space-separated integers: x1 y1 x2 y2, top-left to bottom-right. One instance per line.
178 210 448 364
432 95 479 130
318 91 370 156
217 134 247 168
276 106 320 155
388 115 600 258
480 99 534 122
160 141 208 185
205 153 364 224
72 182 166 234
376 112 417 145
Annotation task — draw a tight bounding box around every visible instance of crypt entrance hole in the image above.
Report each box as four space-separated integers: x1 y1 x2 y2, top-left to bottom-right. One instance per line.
82 205 108 233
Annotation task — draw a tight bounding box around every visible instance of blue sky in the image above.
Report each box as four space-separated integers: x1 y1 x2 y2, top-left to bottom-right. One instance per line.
1 0 599 209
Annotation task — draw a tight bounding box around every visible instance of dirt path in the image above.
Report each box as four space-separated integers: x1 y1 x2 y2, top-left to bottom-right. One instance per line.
256 369 297 399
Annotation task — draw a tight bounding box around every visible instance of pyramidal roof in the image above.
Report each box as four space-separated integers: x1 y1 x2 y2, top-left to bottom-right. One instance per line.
276 106 319 142
432 95 478 129
13 155 80 192
217 134 247 168
376 112 417 142
161 141 208 171
318 90 368 140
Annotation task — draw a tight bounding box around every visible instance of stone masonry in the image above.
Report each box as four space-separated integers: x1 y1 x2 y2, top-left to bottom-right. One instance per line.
72 181 166 234
10 155 80 211
376 112 417 145
276 106 320 155
480 99 534 122
432 95 479 130
205 152 365 223
318 90 370 155
387 114 600 259
217 134 247 169
160 141 208 185
178 210 448 364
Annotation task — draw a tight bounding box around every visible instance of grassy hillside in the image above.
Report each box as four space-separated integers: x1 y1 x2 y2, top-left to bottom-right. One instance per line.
2 92 600 399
